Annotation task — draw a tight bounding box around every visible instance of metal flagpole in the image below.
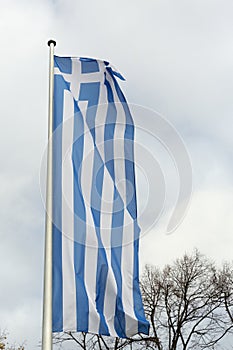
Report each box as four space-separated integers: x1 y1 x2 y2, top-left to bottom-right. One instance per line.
42 39 56 350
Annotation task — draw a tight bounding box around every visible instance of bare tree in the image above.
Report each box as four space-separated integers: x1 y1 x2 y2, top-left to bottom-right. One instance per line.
213 262 233 340
53 331 157 350
0 331 24 350
140 250 231 350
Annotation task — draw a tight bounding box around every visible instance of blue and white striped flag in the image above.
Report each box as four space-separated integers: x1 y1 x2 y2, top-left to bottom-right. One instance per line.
52 55 149 338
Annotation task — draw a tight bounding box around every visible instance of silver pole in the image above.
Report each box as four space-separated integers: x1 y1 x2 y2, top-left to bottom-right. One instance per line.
42 39 56 350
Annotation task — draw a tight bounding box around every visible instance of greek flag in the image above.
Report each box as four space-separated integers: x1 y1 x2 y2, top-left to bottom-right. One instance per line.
52 55 149 338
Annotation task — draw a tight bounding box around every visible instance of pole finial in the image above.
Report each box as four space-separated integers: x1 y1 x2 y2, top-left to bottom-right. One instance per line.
48 39 56 47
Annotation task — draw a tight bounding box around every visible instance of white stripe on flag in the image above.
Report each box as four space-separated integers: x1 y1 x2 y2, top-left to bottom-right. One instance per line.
101 167 118 337
80 101 100 334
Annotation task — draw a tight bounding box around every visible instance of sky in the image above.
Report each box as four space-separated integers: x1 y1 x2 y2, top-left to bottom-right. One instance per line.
1 0 233 348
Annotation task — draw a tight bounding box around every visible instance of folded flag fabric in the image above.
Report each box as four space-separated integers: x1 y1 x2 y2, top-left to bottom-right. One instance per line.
52 55 149 338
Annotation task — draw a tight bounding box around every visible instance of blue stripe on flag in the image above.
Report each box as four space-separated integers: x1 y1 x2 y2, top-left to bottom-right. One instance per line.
52 225 63 332
104 73 116 182
112 200 126 338
52 74 66 332
133 222 150 334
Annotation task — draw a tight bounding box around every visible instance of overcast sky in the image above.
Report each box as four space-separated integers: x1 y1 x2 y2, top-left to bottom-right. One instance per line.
1 0 233 348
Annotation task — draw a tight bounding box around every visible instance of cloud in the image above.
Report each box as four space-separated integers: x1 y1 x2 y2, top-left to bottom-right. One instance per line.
140 187 233 269
139 128 233 268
